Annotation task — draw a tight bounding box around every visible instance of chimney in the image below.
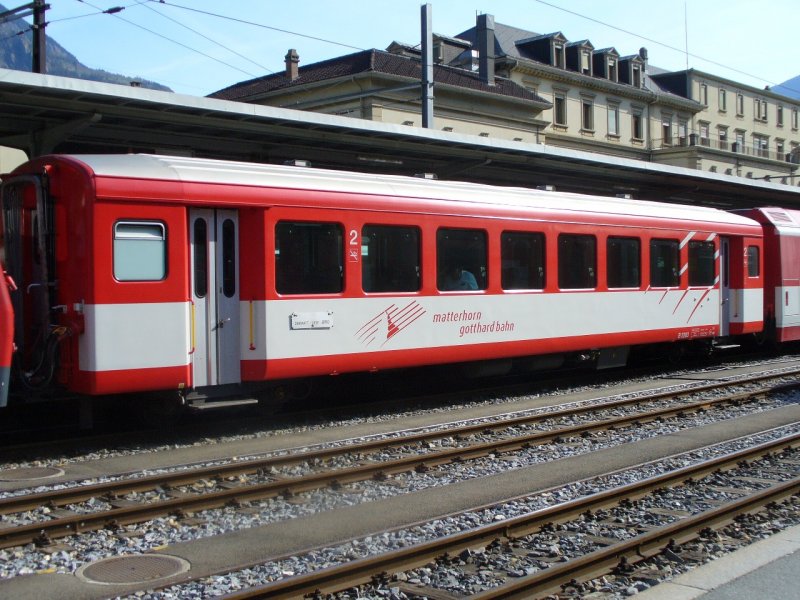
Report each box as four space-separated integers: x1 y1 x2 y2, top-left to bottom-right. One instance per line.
477 14 495 86
285 49 299 81
638 47 648 87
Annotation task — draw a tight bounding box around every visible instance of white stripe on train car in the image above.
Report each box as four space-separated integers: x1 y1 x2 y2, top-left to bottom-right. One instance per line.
79 302 191 372
729 288 764 324
242 289 734 361
776 286 800 330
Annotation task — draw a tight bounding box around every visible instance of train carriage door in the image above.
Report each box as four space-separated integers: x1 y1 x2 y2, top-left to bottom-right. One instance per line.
190 209 241 388
719 237 731 337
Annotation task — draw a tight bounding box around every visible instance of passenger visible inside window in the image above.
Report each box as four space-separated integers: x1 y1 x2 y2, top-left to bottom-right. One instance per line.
437 228 487 291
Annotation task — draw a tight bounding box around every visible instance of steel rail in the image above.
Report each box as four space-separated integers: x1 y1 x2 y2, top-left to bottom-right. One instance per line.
0 379 792 550
215 433 800 599
471 477 800 599
2 369 793 517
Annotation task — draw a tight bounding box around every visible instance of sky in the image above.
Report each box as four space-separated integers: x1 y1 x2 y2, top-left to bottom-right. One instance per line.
29 0 800 98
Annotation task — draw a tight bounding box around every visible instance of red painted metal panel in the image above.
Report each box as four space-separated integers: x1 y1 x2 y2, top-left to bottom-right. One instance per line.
0 270 15 406
71 364 190 395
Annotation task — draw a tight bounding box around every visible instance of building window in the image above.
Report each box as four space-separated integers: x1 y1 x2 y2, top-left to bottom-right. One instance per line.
437 228 487 291
777 105 784 127
689 241 715 287
582 99 594 131
608 59 617 82
754 98 768 122
699 122 710 146
558 234 596 289
501 231 545 290
678 120 688 146
632 111 643 140
607 237 640 289
718 126 729 150
777 139 785 157
650 239 679 287
661 115 673 145
554 94 567 126
719 88 727 112
734 130 745 153
793 108 799 130
114 221 167 281
607 103 620 136
362 225 420 293
275 221 343 294
753 134 769 158
736 93 744 116
580 50 591 75
554 44 565 68
632 65 641 88
700 83 708 105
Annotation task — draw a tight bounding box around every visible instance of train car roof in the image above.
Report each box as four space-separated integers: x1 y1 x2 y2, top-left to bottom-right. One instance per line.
746 207 800 237
56 153 760 229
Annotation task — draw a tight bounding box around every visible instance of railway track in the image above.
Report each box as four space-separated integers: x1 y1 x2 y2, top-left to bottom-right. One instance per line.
0 368 796 552
216 433 800 599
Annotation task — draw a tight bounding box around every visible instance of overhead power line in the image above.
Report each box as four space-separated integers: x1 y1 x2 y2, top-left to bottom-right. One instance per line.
148 0 365 52
75 0 261 79
137 0 275 74
531 0 800 96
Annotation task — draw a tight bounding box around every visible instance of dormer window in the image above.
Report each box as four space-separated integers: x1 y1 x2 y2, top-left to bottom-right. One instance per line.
592 48 620 82
632 65 641 88
608 59 617 82
581 50 591 74
554 44 565 68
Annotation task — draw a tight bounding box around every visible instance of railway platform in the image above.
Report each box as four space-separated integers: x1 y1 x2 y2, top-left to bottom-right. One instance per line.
638 523 800 599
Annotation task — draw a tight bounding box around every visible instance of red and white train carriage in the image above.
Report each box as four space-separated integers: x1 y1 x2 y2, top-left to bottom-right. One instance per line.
0 154 776 408
741 208 800 343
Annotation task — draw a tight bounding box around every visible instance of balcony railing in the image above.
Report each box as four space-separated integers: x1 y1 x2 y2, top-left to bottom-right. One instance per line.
655 134 799 163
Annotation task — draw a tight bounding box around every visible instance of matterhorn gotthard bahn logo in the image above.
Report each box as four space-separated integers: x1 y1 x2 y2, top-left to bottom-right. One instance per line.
355 301 426 347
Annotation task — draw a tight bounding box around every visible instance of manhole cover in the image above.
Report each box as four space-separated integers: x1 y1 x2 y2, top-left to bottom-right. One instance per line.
76 554 190 585
0 466 64 481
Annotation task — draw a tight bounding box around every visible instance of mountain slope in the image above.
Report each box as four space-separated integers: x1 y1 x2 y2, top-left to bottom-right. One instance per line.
0 3 171 92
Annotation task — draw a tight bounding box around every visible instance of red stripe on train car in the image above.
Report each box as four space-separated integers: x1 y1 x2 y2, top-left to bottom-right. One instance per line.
71 365 190 396
0 270 14 406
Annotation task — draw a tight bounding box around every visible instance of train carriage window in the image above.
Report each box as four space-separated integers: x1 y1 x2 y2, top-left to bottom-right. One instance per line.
275 221 343 294
113 221 166 281
437 228 487 291
221 219 236 298
747 246 760 277
607 237 640 288
689 240 716 286
362 225 420 292
650 239 679 287
558 234 596 289
193 219 208 298
501 231 545 290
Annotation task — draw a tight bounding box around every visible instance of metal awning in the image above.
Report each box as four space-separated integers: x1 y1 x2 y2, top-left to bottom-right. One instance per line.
0 68 797 210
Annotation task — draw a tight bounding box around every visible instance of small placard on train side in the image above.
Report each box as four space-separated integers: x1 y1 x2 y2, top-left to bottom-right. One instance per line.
290 312 334 330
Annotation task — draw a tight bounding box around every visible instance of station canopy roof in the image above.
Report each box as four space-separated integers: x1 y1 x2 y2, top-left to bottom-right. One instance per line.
0 68 797 210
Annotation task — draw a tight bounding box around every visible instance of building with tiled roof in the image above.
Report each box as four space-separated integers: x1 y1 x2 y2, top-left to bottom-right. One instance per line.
209 14 799 183
211 48 551 145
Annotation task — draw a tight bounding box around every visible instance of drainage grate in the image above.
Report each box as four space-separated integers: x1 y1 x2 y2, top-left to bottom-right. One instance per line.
76 554 190 585
0 466 64 481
